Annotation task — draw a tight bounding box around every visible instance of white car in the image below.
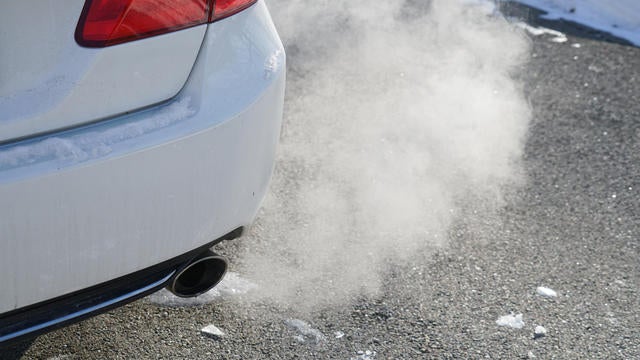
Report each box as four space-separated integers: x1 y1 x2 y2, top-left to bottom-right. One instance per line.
0 0 285 343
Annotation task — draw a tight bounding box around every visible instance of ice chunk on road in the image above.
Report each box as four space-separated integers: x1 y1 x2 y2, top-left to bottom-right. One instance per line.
496 313 525 329
147 272 257 307
201 324 225 339
351 350 377 360
284 319 326 344
534 325 547 339
536 286 558 297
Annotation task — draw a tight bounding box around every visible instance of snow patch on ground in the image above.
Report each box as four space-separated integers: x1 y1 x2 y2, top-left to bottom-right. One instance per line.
496 313 525 329
284 319 326 344
147 272 256 307
536 286 558 297
0 98 194 170
513 0 640 45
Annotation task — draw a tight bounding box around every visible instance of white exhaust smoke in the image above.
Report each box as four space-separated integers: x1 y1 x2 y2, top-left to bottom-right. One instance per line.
238 0 531 310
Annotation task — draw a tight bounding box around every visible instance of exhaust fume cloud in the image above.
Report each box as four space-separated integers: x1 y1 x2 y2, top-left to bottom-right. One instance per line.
238 0 531 310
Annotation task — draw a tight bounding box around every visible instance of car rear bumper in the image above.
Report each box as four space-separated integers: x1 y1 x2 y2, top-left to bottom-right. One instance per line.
0 0 284 315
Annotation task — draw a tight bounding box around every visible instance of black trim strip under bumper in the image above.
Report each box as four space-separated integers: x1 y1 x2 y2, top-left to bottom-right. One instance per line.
0 227 242 346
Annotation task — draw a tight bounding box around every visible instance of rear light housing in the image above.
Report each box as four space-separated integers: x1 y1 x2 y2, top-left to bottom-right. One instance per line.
76 0 257 47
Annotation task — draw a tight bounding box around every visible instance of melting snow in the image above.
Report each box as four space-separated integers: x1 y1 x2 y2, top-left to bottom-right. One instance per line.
536 286 558 297
284 319 326 344
0 97 195 171
147 272 257 307
201 324 225 339
293 334 306 343
264 50 283 79
496 313 525 329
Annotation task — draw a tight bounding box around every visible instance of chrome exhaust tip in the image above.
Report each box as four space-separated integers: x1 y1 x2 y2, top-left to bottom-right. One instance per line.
167 250 228 298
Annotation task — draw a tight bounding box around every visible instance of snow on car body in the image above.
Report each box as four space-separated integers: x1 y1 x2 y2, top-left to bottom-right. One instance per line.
0 0 285 343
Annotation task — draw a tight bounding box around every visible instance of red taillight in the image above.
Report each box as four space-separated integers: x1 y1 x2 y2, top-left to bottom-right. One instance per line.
76 0 257 47
211 0 257 21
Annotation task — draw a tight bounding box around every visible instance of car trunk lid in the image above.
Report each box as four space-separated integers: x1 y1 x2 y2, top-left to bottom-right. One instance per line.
0 0 207 143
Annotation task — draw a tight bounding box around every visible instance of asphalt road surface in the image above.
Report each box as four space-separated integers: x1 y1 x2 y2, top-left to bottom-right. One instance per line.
4 9 639 360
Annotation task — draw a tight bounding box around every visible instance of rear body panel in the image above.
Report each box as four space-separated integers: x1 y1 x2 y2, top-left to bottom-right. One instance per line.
0 1 284 314
0 0 206 143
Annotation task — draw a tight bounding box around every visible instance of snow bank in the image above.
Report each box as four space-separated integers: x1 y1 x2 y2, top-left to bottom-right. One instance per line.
516 22 568 43
514 0 640 45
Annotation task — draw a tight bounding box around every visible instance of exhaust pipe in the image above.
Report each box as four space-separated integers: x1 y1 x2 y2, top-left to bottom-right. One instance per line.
167 250 228 297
